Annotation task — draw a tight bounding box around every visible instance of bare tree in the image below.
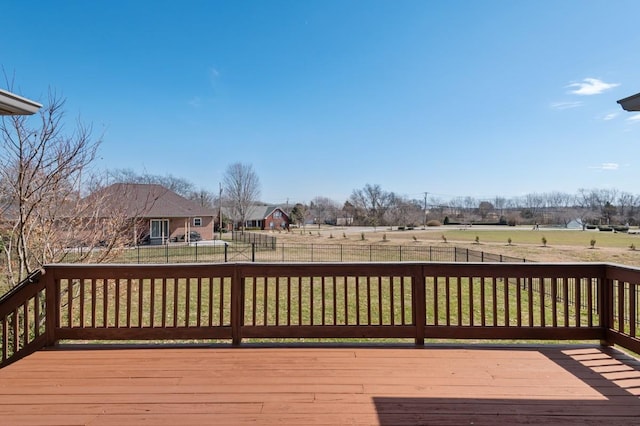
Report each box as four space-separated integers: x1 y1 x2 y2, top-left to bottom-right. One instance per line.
222 162 261 232
349 184 394 228
108 168 196 198
0 89 100 287
309 196 340 226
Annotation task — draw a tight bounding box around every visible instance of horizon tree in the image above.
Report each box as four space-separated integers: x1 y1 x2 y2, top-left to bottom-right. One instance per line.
222 162 261 232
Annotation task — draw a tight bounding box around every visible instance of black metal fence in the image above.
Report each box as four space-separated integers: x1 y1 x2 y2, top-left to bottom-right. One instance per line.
231 231 277 248
106 243 528 264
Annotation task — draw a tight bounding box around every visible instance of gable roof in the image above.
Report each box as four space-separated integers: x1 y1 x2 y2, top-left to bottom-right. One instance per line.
89 183 216 218
244 205 288 221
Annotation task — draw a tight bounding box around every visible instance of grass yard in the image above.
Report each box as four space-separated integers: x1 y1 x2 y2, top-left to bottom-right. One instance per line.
273 225 640 266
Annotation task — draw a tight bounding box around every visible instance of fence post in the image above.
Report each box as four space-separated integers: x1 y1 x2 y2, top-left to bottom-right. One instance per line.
251 243 256 262
165 244 169 263
195 242 198 262
224 244 228 262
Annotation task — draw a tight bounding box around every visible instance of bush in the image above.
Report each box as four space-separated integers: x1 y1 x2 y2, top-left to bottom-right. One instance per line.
426 220 441 227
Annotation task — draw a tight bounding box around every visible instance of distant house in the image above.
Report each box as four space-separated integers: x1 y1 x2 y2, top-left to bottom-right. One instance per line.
87 183 217 244
224 204 290 231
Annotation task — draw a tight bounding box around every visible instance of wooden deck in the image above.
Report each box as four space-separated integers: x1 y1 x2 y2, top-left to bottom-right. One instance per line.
1 344 640 425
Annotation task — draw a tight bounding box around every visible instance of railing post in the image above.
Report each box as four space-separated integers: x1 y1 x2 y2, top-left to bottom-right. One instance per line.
251 243 256 262
412 265 426 346
231 265 243 346
224 243 228 262
44 270 57 347
599 269 614 347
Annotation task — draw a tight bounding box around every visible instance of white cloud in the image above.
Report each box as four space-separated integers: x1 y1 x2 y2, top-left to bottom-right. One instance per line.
602 112 618 121
567 78 619 95
627 113 640 122
589 162 619 171
550 101 583 110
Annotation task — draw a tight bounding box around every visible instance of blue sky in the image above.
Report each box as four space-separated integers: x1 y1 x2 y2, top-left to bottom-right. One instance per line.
3 1 640 205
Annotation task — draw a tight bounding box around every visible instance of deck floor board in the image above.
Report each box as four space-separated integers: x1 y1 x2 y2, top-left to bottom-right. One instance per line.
1 345 639 425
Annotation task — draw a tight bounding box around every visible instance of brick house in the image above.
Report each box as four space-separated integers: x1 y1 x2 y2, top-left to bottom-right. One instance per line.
88 183 217 244
225 204 290 231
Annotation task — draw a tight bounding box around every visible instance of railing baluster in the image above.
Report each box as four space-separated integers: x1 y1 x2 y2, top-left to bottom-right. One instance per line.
503 276 509 327
126 279 132 327
115 279 120 328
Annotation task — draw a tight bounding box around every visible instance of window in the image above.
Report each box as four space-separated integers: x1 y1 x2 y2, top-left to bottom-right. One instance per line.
150 219 169 240
273 211 281 218
193 217 202 227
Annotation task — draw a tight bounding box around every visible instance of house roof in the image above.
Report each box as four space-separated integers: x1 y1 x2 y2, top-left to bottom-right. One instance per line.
617 92 640 112
221 204 288 221
244 205 287 221
89 183 217 218
0 89 42 115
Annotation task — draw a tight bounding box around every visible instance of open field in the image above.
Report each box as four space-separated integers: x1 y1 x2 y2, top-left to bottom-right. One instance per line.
266 225 640 266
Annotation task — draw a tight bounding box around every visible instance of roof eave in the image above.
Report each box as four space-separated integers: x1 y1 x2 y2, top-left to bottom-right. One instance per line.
0 89 42 115
617 92 640 112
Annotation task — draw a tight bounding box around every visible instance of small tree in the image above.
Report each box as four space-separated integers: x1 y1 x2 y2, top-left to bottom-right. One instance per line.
222 162 261 233
590 239 597 249
541 236 548 247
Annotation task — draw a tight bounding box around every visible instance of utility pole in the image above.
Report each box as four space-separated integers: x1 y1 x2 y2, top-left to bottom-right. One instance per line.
219 183 223 240
423 192 428 228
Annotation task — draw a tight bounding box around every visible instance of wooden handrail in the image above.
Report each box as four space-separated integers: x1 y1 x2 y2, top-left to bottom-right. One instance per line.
2 262 640 368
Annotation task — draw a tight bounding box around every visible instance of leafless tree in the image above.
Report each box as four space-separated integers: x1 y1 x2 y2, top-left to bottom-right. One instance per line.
309 196 340 226
222 162 261 232
349 184 395 228
108 168 196 198
0 89 101 287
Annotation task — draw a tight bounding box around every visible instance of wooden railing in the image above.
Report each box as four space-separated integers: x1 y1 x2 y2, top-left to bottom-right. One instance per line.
2 262 640 368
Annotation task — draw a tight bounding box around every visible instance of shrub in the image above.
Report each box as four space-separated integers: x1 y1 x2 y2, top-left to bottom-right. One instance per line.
590 239 596 249
360 232 365 241
441 234 447 243
413 235 418 242
382 233 387 241
630 243 636 251
541 236 547 247
426 220 442 227
474 236 480 244
507 237 512 245
329 233 334 239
